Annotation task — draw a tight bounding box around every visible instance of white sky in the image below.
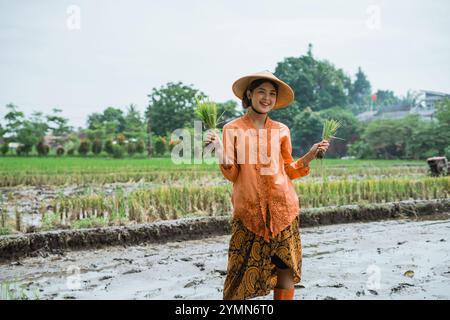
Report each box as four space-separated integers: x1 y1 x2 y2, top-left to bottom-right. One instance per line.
1 0 449 128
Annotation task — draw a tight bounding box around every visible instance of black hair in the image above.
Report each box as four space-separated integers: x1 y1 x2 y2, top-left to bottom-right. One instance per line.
242 79 278 109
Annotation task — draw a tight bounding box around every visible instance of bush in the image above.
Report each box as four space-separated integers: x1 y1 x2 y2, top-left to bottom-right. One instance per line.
347 140 375 159
64 140 76 156
136 139 145 154
116 133 126 146
92 139 103 155
78 140 90 156
169 139 181 152
16 144 32 156
112 144 125 159
422 149 440 159
56 146 65 156
0 143 8 155
36 141 50 156
445 146 450 159
104 139 114 155
154 136 167 156
127 142 136 156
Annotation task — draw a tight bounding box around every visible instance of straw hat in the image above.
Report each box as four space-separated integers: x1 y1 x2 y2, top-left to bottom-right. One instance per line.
232 70 295 109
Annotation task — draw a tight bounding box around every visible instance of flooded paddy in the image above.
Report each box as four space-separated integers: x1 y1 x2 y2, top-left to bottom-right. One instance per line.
1 215 449 300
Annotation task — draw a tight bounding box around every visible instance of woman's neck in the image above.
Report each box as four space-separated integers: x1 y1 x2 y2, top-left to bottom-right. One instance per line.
247 108 268 128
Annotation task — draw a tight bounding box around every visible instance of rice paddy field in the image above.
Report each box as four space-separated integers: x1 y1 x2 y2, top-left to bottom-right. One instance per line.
0 156 448 235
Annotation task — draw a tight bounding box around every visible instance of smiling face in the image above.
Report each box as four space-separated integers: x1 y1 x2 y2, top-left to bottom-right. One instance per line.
246 81 277 113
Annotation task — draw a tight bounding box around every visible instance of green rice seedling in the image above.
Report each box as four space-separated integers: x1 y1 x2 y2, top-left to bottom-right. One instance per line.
41 212 61 231
0 195 6 228
317 119 342 159
72 216 109 229
0 280 40 300
44 176 449 231
194 96 220 129
14 207 21 232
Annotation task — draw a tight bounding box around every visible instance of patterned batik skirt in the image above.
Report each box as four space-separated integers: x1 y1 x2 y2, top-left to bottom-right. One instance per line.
222 211 302 300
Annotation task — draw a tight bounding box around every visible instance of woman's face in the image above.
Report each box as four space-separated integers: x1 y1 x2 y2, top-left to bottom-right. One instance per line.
247 82 277 113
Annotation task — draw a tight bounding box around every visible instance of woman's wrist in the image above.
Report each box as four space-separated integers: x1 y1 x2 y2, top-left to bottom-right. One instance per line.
301 152 314 166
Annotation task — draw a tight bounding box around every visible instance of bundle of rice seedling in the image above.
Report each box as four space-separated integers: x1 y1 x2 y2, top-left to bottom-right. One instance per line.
194 96 219 129
317 119 342 159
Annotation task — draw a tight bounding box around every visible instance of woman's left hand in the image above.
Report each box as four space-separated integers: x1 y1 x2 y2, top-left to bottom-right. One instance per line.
307 139 330 160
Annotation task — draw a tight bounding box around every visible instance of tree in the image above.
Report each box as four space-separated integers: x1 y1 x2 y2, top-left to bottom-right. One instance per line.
318 107 361 157
86 112 104 131
374 90 400 108
112 144 125 159
400 90 422 108
12 111 49 156
434 97 450 155
273 43 351 113
352 112 445 160
36 140 50 156
78 140 90 156
102 107 126 133
349 67 372 114
351 67 372 105
104 139 114 155
92 139 103 155
15 122 38 155
0 123 5 141
3 104 25 140
146 82 206 136
124 104 145 139
291 107 323 156
347 140 374 159
29 111 49 138
136 139 145 154
1 142 9 155
86 107 126 136
270 101 303 129
153 136 167 156
116 133 125 146
216 100 243 128
436 97 450 127
127 141 136 156
46 108 72 137
402 116 437 159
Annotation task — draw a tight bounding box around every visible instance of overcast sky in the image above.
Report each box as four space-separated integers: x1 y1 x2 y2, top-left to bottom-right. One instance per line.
1 0 449 128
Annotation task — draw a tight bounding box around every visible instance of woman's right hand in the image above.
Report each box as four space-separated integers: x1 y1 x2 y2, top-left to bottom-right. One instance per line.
204 130 222 148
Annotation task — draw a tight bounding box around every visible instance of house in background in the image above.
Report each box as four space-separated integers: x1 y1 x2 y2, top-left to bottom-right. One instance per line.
410 90 450 121
357 90 450 122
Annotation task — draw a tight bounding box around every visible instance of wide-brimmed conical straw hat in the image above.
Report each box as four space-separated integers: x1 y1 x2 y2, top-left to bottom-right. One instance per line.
232 70 295 109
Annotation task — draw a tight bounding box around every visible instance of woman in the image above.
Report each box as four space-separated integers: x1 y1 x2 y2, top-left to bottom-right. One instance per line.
205 71 329 300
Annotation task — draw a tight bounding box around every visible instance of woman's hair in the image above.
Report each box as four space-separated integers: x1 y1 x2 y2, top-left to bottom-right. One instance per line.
242 79 278 109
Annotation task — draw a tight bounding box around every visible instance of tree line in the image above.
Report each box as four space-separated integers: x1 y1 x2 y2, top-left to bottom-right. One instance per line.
1 44 448 160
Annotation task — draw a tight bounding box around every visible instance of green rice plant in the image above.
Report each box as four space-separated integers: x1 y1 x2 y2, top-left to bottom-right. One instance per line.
0 158 431 187
71 216 109 229
317 119 342 159
14 207 21 232
41 212 62 231
0 279 39 300
194 96 220 129
44 176 449 232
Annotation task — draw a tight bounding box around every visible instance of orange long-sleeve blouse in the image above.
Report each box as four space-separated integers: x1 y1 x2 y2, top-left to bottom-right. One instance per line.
219 112 310 243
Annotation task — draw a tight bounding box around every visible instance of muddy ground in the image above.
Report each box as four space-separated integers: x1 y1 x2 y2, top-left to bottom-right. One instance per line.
1 214 449 300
